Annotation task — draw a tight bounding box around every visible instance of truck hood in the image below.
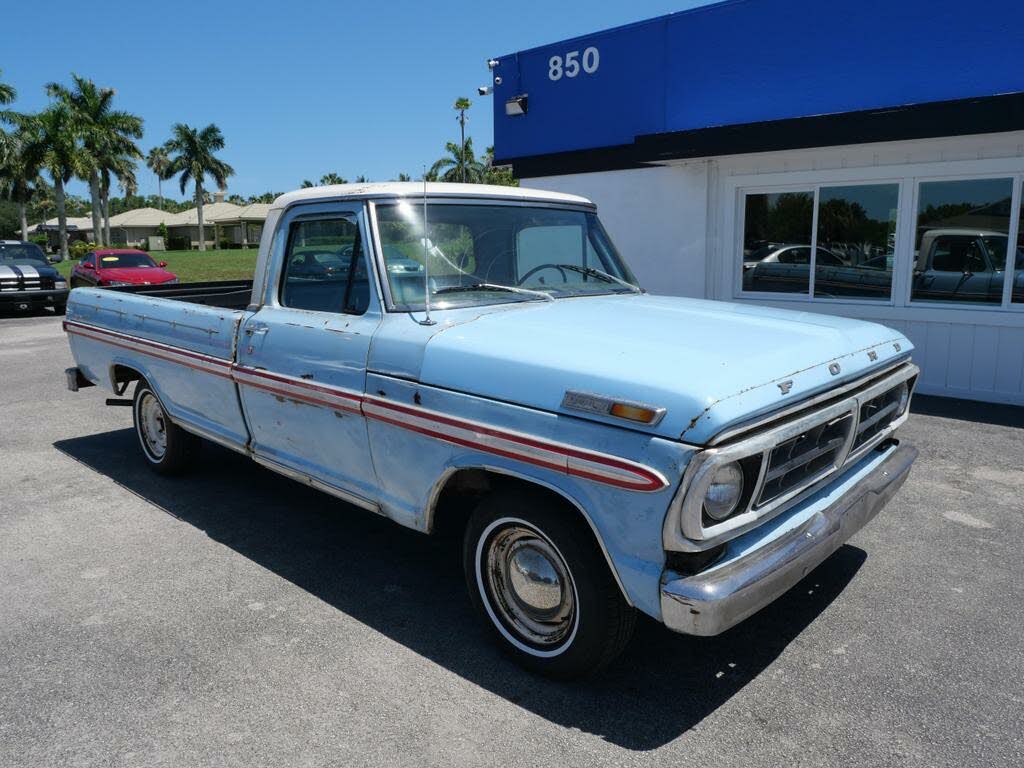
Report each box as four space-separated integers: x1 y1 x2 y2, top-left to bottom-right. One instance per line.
98 267 177 284
417 294 912 444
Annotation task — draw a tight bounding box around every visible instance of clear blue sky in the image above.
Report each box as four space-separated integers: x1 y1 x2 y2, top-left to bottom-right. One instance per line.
3 0 708 202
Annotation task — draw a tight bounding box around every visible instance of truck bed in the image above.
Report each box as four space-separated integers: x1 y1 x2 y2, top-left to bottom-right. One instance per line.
65 283 252 449
105 280 253 309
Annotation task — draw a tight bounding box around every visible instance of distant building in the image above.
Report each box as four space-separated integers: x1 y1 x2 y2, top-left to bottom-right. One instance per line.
31 193 271 250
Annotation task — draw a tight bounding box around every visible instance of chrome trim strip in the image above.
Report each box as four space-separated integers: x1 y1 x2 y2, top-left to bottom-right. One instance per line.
70 320 667 493
251 454 381 514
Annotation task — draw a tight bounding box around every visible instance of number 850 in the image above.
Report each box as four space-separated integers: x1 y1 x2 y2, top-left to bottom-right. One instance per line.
548 47 600 81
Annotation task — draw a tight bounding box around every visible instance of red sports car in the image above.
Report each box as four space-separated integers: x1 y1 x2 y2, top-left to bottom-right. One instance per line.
70 249 179 288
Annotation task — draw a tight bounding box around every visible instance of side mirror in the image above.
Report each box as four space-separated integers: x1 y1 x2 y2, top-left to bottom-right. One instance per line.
158 261 168 268
82 262 95 270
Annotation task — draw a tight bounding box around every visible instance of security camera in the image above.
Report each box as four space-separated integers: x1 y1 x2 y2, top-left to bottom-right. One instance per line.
477 85 493 96
487 59 500 69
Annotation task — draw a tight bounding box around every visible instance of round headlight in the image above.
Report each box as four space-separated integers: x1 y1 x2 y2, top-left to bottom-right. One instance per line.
896 382 910 415
703 462 745 521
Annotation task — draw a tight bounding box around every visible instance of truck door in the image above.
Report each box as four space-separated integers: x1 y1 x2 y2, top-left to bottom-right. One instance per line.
235 203 382 507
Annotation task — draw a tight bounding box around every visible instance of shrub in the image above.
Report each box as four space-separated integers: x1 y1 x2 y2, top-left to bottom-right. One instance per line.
167 235 190 250
29 234 48 248
69 241 99 259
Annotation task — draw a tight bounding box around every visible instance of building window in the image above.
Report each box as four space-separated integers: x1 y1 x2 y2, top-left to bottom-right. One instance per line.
1014 181 1024 304
815 184 898 300
910 178 1014 305
741 184 898 301
741 191 814 294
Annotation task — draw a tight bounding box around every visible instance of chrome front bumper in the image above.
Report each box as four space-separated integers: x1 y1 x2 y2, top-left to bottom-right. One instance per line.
660 442 917 636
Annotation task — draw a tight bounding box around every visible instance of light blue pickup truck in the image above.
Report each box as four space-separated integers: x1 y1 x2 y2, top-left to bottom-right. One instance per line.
64 183 918 677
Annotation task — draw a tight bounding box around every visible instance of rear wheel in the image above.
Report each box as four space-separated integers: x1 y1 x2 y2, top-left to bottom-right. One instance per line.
463 489 635 678
132 380 198 474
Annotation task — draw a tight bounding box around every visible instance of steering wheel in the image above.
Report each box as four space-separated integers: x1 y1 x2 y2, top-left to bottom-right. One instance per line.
517 263 569 286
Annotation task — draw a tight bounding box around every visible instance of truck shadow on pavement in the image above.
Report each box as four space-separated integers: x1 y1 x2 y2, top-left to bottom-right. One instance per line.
55 428 866 751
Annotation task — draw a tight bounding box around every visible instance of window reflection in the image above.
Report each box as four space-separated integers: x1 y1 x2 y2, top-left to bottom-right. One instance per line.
911 178 1013 304
814 184 898 299
742 191 814 294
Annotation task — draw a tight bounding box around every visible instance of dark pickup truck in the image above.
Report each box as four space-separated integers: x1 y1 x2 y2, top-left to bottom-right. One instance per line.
0 241 69 314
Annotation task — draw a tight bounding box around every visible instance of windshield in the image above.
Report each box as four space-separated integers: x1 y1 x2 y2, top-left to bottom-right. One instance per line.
96 252 156 268
0 243 48 268
374 202 639 310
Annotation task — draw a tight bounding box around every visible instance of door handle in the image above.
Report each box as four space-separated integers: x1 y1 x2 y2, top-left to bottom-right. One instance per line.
245 326 269 337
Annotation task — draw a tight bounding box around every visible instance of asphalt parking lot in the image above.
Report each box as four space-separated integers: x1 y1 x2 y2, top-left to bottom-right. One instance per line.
1 312 1022 768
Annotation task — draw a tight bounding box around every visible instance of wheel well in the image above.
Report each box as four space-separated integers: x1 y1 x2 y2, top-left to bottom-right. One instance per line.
110 364 143 395
430 468 632 605
430 469 592 533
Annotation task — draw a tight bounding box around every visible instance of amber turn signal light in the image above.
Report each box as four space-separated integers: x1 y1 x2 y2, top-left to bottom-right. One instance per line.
610 402 659 423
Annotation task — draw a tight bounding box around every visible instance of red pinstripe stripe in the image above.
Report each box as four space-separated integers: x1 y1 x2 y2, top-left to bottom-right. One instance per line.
65 320 668 491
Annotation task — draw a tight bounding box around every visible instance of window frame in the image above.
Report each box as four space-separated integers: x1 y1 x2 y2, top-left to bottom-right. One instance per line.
732 164 1024 314
366 197 608 313
737 180 904 306
271 204 378 317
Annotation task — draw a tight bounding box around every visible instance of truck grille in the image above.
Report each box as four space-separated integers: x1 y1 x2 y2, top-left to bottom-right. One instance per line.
0 274 53 291
853 384 905 452
758 414 853 505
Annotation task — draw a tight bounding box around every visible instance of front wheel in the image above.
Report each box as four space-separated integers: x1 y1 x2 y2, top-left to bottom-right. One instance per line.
463 489 635 678
132 380 198 474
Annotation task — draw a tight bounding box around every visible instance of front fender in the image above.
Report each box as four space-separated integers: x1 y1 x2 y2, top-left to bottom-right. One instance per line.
365 372 694 619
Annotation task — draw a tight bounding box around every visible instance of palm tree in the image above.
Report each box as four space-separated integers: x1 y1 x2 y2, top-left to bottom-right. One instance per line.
453 97 472 182
319 172 347 185
429 137 485 183
12 106 87 260
300 179 314 188
0 69 15 105
46 75 143 246
146 146 170 210
161 123 234 251
397 172 411 182
0 125 44 240
354 175 369 183
102 153 137 243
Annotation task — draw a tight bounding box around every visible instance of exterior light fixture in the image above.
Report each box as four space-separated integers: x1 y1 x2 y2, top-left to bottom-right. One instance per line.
505 95 528 116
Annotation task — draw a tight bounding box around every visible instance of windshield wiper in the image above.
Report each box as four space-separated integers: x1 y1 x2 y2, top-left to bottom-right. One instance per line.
433 282 555 302
553 264 642 293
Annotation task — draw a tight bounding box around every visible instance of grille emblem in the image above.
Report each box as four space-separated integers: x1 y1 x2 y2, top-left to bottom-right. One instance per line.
867 350 878 361
893 342 901 352
829 363 841 376
777 380 793 395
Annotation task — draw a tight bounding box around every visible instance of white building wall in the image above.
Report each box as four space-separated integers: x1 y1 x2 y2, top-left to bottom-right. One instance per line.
525 164 709 299
524 132 1024 406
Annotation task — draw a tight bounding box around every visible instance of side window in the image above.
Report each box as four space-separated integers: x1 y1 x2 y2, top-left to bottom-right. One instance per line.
779 247 811 265
929 236 973 272
280 217 368 314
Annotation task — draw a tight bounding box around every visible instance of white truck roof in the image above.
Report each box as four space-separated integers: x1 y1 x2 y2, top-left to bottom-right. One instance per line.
271 182 594 210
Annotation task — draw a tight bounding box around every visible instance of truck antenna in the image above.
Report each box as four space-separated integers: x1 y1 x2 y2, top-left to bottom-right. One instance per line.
420 167 436 326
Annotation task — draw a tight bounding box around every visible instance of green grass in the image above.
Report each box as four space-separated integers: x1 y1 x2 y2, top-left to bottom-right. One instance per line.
54 248 259 283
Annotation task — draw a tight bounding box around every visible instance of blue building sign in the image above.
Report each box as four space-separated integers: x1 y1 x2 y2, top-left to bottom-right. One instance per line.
491 0 1024 175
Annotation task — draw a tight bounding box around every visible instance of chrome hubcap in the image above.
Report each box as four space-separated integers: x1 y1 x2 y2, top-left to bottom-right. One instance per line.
138 393 167 460
484 524 575 647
